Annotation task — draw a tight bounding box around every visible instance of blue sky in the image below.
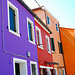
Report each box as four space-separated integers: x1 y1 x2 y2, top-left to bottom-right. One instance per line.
23 0 75 28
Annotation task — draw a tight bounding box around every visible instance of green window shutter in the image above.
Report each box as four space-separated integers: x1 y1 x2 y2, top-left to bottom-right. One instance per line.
51 38 55 51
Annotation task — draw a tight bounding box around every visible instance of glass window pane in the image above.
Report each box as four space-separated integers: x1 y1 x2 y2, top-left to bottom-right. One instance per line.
15 63 20 75
9 7 16 32
28 22 33 41
31 64 36 75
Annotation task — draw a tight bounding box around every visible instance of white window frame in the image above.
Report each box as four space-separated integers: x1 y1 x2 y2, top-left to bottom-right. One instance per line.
47 15 51 26
62 69 65 75
8 1 20 37
36 26 43 49
13 58 28 75
30 61 38 75
46 35 51 54
27 17 35 45
54 68 57 75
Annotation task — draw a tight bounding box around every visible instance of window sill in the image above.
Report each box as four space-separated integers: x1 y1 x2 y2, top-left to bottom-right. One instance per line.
38 46 43 50
9 30 20 37
47 24 51 26
29 40 35 45
48 51 51 54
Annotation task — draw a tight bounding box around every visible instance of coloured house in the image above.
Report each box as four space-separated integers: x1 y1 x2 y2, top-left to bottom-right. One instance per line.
34 17 55 75
60 27 75 75
35 18 56 75
32 6 65 75
0 0 40 75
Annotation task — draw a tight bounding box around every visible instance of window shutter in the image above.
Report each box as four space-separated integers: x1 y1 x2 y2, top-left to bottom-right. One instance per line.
58 42 63 54
51 38 55 51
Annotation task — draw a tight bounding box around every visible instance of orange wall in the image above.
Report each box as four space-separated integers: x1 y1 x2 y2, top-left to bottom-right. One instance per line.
60 27 75 75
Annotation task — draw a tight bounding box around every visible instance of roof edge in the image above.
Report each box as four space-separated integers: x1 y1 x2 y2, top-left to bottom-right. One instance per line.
18 0 52 34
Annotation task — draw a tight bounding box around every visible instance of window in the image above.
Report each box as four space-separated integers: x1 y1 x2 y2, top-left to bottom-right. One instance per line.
47 15 50 25
56 23 59 31
58 42 63 54
46 35 51 53
27 18 35 44
13 58 28 75
50 37 55 51
30 61 38 75
54 68 57 75
62 69 65 75
58 70 61 75
36 26 43 49
8 1 20 37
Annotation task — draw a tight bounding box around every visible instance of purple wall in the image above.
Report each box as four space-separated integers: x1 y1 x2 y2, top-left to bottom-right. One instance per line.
0 0 39 75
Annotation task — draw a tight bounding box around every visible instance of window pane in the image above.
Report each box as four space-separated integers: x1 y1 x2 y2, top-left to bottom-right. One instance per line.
51 38 55 51
46 38 49 51
56 23 58 31
15 63 20 75
37 30 40 45
31 64 36 75
9 7 16 32
47 16 50 25
59 42 63 54
62 70 65 75
28 22 33 41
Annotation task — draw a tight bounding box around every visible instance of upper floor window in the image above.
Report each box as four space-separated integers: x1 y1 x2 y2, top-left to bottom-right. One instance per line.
46 35 51 53
56 23 59 31
58 42 63 54
36 26 43 49
8 1 20 37
50 37 55 51
47 15 50 25
27 18 35 44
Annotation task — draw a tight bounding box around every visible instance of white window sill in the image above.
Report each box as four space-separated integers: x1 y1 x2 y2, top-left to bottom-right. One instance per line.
52 50 55 52
29 40 35 45
9 30 20 37
48 51 51 54
38 46 43 50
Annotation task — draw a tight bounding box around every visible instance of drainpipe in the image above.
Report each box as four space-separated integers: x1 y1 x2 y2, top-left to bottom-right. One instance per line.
59 25 67 75
1 0 38 61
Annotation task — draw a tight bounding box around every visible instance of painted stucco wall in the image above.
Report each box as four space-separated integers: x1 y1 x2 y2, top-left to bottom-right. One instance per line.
35 20 53 67
60 27 75 75
0 0 39 75
33 9 65 75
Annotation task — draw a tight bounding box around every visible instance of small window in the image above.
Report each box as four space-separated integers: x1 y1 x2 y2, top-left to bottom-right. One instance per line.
8 1 20 37
62 69 65 75
58 42 63 54
56 23 59 31
46 35 51 53
36 26 43 49
58 70 61 75
27 18 35 44
47 16 50 25
30 61 38 75
50 37 55 51
13 58 28 75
